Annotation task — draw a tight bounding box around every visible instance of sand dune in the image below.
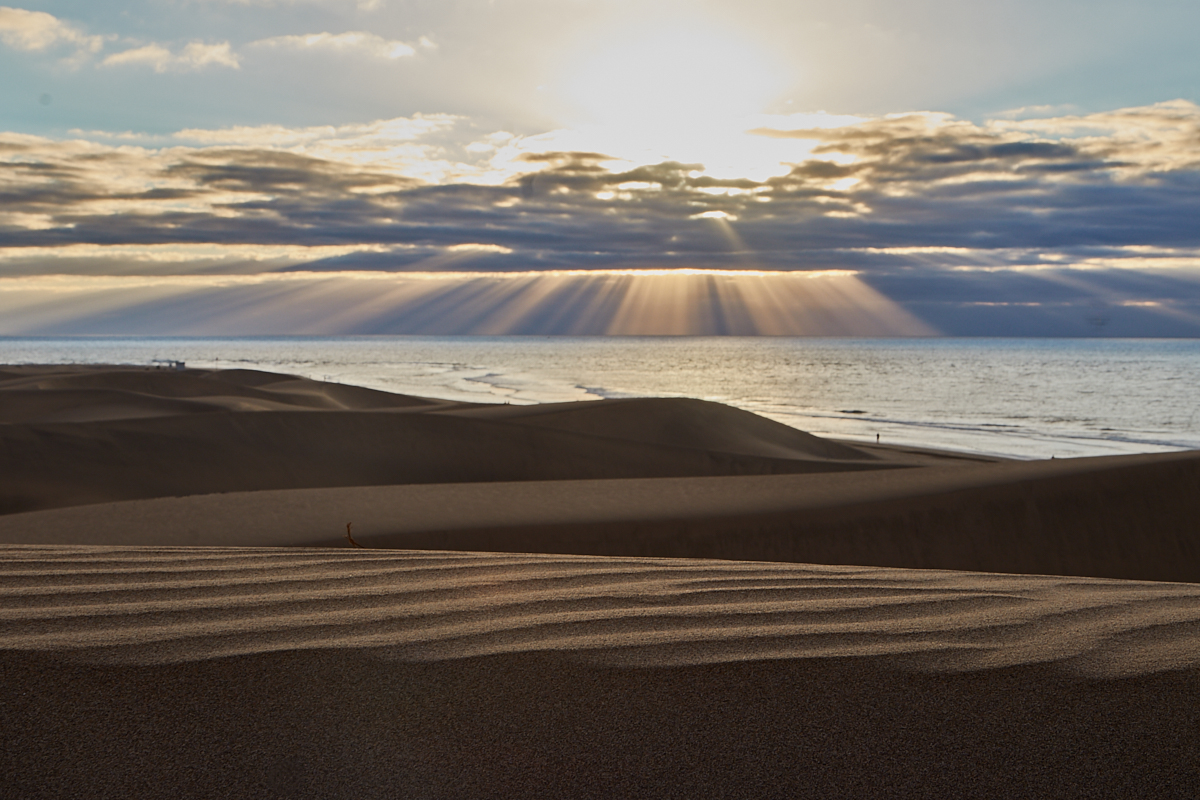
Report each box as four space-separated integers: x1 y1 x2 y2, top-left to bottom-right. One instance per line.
0 365 894 515
443 396 871 460
3 544 1199 798
3 448 1198 582
2 365 1197 581
5 545 1199 672
0 365 443 412
3 364 1200 798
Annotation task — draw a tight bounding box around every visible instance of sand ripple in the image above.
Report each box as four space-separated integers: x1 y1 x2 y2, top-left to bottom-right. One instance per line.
4 544 1200 677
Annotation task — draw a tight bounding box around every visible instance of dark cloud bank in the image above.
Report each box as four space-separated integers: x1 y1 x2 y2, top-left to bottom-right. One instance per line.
2 102 1200 335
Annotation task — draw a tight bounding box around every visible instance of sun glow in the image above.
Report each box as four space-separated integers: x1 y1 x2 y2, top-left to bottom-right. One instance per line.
563 26 780 130
552 24 800 180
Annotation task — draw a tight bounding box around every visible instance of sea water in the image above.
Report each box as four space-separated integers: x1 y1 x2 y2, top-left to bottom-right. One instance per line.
3 336 1198 460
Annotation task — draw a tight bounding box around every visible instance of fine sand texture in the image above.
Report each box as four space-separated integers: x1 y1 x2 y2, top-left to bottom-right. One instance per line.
3 364 1200 798
3 545 1200 799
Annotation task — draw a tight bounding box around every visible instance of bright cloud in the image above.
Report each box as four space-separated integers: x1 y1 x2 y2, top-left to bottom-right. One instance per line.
251 31 420 59
101 41 240 72
172 115 458 146
200 0 384 7
0 6 104 54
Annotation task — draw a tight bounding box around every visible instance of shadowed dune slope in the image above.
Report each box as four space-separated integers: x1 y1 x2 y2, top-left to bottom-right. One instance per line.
0 365 445 412
0 411 891 515
2 365 1198 582
356 449 1200 583
0 365 890 515
2 545 1200 799
0 367 459 424
443 396 870 460
3 449 1198 582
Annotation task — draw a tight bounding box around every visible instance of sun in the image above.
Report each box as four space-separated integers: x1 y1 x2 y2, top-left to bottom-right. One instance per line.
551 23 790 177
563 26 780 129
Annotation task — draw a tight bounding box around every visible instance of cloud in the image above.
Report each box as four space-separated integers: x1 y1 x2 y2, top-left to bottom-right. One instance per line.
0 6 105 55
0 243 409 276
198 0 384 7
250 31 421 59
5 102 1200 264
101 41 240 72
3 101 1200 335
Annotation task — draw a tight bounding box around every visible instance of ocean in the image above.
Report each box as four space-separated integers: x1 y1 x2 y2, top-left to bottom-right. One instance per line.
4 336 1199 460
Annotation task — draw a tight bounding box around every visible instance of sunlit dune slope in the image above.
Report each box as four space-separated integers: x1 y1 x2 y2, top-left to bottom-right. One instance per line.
5 546 1198 673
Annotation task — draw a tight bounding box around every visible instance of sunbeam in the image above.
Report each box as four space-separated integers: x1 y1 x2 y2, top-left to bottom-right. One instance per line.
0 270 938 336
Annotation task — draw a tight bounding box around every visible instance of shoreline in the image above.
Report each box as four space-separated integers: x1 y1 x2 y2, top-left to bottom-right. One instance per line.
6 337 1199 459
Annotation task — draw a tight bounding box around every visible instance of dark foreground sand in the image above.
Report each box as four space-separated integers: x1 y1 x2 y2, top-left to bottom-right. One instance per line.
2 365 1199 798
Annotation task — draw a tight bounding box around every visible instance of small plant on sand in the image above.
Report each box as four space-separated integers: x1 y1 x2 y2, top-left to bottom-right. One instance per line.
345 522 366 548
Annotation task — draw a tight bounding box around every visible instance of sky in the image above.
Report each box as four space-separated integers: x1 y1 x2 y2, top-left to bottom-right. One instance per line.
2 0 1200 335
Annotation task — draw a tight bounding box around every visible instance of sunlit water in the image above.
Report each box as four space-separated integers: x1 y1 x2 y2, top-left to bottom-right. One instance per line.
3 336 1199 460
